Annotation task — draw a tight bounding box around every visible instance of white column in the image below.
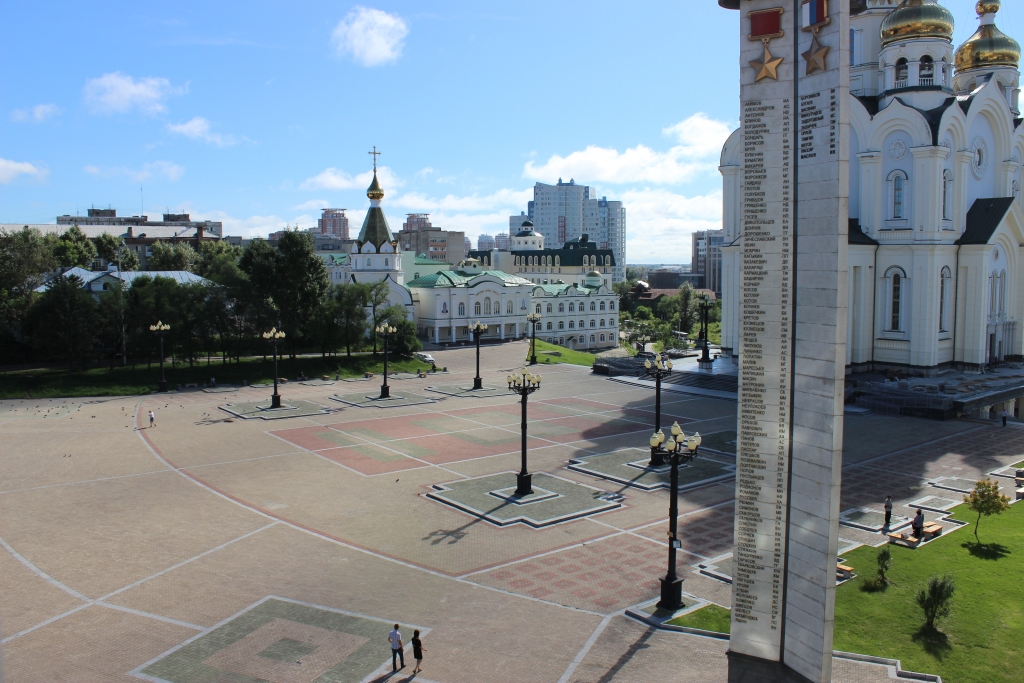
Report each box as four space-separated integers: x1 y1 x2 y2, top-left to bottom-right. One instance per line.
434 327 439 344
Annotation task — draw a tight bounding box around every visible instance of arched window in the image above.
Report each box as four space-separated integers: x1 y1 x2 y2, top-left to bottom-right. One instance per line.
999 270 1007 314
600 334 606 342
888 268 905 331
600 319 605 327
384 258 389 267
507 300 514 314
546 303 552 313
990 272 997 314
590 301 596 311
888 170 908 219
895 58 908 87
569 320 575 329
535 303 541 314
569 302 575 312
939 266 951 332
590 319 596 328
609 301 615 310
458 302 465 316
580 319 586 329
546 322 552 330
484 298 491 315
942 170 953 220
919 55 934 84
600 301 606 311
558 303 564 312
555 256 560 267
367 257 372 267
475 301 482 315
558 320 564 329
590 334 596 343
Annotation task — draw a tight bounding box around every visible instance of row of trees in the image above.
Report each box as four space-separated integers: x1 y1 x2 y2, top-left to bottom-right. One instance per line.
616 282 722 351
0 227 419 370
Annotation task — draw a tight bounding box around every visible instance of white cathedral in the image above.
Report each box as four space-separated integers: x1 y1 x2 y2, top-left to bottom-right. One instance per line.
719 0 1023 374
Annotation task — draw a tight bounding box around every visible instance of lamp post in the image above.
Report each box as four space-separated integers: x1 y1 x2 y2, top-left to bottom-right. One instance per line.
376 324 397 398
526 312 541 364
639 357 674 467
651 425 701 611
149 321 170 392
507 368 542 496
262 328 286 408
698 295 714 370
470 321 488 390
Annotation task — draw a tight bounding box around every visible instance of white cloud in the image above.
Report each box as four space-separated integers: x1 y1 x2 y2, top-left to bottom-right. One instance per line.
299 165 402 191
391 188 531 213
188 210 318 239
10 104 59 123
83 72 186 114
523 113 735 185
619 188 722 263
331 6 408 66
167 117 237 146
83 160 184 182
293 199 330 211
0 158 48 183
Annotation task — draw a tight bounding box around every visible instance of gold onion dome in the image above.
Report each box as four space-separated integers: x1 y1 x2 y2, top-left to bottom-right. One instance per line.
366 170 384 201
880 0 955 47
954 1 1020 72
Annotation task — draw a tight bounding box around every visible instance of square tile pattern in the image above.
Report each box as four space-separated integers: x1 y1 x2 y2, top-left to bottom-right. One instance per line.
567 447 735 491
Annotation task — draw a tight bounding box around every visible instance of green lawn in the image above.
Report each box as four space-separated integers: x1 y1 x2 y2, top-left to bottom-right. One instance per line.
0 354 427 399
527 339 597 367
833 501 1024 683
667 604 732 634
708 321 722 345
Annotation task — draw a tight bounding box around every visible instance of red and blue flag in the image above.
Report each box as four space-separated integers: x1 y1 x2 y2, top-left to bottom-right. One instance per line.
802 0 828 28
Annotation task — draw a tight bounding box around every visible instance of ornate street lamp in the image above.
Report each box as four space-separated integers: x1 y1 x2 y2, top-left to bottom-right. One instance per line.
376 323 397 398
507 368 542 496
639 357 673 466
526 312 541 364
262 328 286 408
149 321 171 392
653 425 701 612
470 321 488 390
698 295 714 370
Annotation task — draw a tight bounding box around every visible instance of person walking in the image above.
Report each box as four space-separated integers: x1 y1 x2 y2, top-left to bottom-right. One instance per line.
883 495 893 528
1002 408 1009 426
149 410 155 428
412 629 426 674
912 508 925 540
388 624 405 671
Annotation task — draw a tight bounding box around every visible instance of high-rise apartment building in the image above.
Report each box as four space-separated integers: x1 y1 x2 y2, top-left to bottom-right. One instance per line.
494 232 510 251
691 229 725 297
318 209 349 238
513 179 625 281
477 234 495 251
396 213 465 264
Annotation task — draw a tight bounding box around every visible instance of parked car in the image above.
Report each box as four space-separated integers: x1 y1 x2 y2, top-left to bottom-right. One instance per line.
414 352 436 364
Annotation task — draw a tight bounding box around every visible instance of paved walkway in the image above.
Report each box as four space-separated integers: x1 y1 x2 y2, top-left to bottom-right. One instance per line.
1 339 1016 681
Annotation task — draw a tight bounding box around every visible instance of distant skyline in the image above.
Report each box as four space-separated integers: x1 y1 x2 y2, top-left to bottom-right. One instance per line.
1 1 1018 263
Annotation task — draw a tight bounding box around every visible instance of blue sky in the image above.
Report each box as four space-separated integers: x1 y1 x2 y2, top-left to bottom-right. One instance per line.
1 1 1020 263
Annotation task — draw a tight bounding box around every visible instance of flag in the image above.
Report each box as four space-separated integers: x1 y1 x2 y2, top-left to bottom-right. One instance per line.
802 0 828 28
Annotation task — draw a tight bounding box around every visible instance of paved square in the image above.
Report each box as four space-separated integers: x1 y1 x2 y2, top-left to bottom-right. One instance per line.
220 400 333 420
330 391 438 408
567 447 735 491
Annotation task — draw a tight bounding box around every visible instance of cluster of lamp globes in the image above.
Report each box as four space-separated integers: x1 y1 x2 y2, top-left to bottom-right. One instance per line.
507 369 541 387
149 321 170 333
262 328 285 340
651 421 701 453
470 321 488 332
526 312 541 323
375 324 397 335
644 358 672 371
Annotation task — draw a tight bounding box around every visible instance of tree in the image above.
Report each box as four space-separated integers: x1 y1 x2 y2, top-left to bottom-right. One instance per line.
198 240 244 284
24 274 98 371
612 280 636 315
334 282 369 357
625 266 647 282
93 234 140 271
238 239 279 340
876 546 892 588
367 280 393 354
47 225 97 269
963 479 1011 539
381 305 421 356
272 231 330 356
634 305 654 321
148 241 199 272
916 575 955 630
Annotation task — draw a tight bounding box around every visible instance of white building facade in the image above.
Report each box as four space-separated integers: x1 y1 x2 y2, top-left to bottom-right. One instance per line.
720 0 1023 374
530 270 620 351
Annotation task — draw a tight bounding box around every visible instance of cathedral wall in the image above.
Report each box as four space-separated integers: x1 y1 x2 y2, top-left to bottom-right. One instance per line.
966 114 997 209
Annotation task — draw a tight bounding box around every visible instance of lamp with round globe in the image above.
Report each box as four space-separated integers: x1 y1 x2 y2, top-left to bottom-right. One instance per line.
507 366 542 496
526 312 542 364
469 321 488 389
375 324 397 398
149 321 171 392
261 327 286 408
639 355 674 466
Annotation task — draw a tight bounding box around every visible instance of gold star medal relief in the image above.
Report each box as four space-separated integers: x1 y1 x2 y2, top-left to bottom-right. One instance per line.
801 0 831 75
748 7 785 82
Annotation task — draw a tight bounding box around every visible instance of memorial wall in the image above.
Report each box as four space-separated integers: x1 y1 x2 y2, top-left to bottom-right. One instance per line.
726 1 848 682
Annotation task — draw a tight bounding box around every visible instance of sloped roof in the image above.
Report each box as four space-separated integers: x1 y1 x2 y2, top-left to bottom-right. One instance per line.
406 269 530 289
848 218 879 245
414 254 448 265
357 207 394 249
956 197 1016 245
36 269 210 292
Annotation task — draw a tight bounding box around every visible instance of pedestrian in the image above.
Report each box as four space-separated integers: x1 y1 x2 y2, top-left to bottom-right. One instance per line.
912 508 925 539
388 624 405 671
1002 408 1009 426
883 495 893 528
149 410 155 428
412 629 426 674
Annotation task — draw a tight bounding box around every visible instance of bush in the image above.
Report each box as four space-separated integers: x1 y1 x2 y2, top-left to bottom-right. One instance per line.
876 546 892 587
916 574 955 630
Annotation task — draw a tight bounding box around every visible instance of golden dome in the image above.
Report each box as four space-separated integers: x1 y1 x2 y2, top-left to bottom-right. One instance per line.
880 0 954 47
954 0 1020 73
366 170 384 201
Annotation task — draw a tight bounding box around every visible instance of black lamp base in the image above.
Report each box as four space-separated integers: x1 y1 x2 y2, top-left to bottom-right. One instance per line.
270 393 282 409
515 472 533 497
473 377 483 390
158 380 167 393
657 576 684 612
380 385 390 399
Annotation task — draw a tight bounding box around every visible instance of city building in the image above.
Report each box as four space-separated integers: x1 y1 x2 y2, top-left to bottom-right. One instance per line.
467 220 616 288
530 270 619 351
464 235 472 255
477 234 495 251
318 208 349 238
513 180 626 282
719 0 1024 374
407 257 533 345
691 229 724 297
397 213 466 264
6 209 226 270
405 254 451 282
494 232 510 251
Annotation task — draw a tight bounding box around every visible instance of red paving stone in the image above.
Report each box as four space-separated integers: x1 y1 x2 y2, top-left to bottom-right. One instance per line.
316 445 423 475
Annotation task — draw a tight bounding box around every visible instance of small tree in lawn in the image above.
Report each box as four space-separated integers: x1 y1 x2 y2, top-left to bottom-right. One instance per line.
876 546 892 587
916 574 955 630
963 479 1010 540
